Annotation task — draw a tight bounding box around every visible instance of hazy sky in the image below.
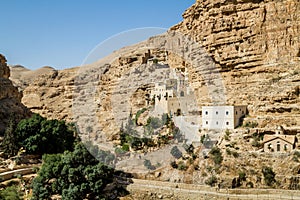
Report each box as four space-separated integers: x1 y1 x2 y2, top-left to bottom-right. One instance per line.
0 0 194 70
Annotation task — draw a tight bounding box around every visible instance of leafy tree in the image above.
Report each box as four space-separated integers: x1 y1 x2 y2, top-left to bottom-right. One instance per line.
0 185 22 200
2 118 19 157
15 114 75 155
31 143 117 199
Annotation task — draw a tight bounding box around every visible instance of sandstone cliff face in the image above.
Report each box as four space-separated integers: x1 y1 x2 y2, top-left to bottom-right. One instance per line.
172 0 300 71
10 0 300 190
18 0 300 130
170 0 300 128
0 54 30 133
21 68 77 122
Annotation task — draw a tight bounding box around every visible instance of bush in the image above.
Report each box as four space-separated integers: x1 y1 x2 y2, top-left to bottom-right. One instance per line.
0 185 22 200
205 175 217 187
239 172 246 181
243 121 258 128
177 161 187 171
122 144 130 152
144 159 155 170
209 147 223 165
135 108 147 124
262 166 276 186
147 117 162 129
170 161 178 169
170 146 182 159
224 129 231 141
1 118 19 157
232 150 239 158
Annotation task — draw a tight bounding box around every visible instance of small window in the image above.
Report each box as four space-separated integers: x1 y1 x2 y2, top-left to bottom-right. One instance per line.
226 122 229 125
242 111 244 114
205 111 208 115
216 111 218 115
226 111 229 115
206 121 208 125
216 121 218 125
235 111 238 115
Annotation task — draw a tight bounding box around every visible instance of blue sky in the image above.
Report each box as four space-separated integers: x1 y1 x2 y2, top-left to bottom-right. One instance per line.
0 0 194 70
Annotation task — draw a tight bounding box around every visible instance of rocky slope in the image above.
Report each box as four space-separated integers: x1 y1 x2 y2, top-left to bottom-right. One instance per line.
0 54 30 133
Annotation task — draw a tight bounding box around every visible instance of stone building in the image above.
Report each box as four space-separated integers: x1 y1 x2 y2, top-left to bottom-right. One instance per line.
202 105 247 129
150 67 198 117
263 126 296 153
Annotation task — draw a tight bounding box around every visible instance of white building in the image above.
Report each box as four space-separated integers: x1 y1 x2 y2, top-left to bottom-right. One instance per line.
150 82 175 116
202 105 247 129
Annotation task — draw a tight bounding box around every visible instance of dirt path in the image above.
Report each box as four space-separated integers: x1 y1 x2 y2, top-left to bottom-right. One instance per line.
126 178 300 200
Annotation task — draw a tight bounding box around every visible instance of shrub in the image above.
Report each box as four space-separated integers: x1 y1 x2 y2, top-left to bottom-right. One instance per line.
243 121 258 128
262 166 276 186
177 161 187 171
209 147 223 165
135 108 147 124
224 129 231 141
200 135 205 144
144 159 155 170
170 146 182 159
170 161 178 169
239 172 246 181
205 175 217 187
147 117 162 129
232 150 239 158
0 185 22 200
121 144 130 152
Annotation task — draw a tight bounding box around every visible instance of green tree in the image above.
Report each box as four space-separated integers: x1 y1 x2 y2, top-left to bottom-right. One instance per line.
0 185 22 200
15 114 75 155
2 118 19 157
262 166 276 186
31 143 117 200
209 147 223 165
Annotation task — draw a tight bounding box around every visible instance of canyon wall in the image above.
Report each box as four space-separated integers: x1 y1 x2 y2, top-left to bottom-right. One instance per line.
0 54 30 133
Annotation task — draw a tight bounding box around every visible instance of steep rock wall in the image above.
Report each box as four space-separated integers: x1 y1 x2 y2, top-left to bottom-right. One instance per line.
0 54 30 133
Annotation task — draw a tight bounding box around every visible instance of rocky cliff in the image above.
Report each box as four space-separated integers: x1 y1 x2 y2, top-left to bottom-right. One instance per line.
0 54 30 133
18 0 300 130
170 0 300 128
9 0 300 189
171 0 300 71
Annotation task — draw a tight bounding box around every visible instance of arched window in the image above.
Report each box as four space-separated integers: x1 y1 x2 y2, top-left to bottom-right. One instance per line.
180 91 184 97
277 141 280 152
